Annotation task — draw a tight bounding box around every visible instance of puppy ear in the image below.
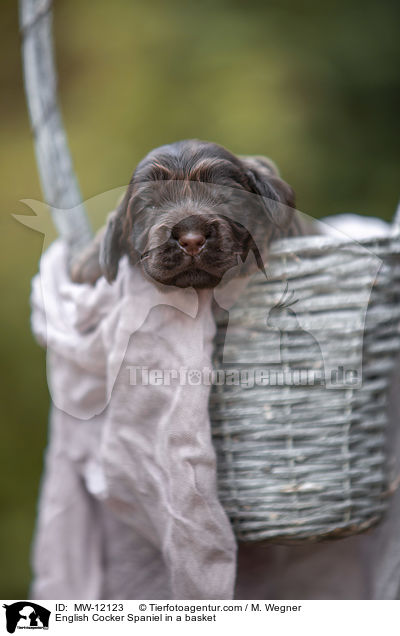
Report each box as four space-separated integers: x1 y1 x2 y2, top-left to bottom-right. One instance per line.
99 207 126 283
240 155 296 232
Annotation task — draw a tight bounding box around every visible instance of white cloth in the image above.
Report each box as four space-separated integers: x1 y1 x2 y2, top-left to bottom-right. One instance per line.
319 213 390 239
30 240 236 599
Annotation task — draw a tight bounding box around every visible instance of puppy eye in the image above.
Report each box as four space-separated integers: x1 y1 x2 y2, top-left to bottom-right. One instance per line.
171 227 180 240
206 220 219 236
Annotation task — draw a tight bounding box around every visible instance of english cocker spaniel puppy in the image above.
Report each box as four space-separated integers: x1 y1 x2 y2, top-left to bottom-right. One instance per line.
71 139 305 287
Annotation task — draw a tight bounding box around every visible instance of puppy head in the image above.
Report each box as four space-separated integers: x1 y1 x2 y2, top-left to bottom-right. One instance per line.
100 140 296 288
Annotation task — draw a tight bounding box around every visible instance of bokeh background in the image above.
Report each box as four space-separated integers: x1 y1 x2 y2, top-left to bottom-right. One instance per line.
1 0 399 598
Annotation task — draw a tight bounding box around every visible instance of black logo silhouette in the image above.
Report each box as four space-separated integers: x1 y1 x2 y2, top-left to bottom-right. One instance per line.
2 602 50 633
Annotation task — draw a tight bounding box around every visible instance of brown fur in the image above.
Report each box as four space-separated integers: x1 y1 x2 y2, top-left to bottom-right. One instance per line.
71 139 303 288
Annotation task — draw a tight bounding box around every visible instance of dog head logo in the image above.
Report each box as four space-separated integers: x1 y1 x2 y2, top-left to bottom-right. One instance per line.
2 603 50 633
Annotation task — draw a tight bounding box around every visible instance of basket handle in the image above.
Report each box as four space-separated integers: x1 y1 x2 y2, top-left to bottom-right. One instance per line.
19 0 93 260
391 199 400 235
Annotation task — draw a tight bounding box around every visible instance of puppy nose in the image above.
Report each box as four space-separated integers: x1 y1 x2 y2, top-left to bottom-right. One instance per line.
178 231 206 255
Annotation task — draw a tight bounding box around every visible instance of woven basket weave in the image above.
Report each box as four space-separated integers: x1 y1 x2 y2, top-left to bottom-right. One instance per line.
210 220 400 543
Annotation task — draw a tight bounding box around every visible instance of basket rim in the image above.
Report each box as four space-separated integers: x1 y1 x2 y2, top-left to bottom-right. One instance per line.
269 230 400 259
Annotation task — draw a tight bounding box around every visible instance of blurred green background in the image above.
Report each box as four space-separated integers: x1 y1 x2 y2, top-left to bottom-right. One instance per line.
1 0 399 598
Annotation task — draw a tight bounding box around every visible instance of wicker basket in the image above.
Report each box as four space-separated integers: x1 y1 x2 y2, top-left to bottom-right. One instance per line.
210 218 400 543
